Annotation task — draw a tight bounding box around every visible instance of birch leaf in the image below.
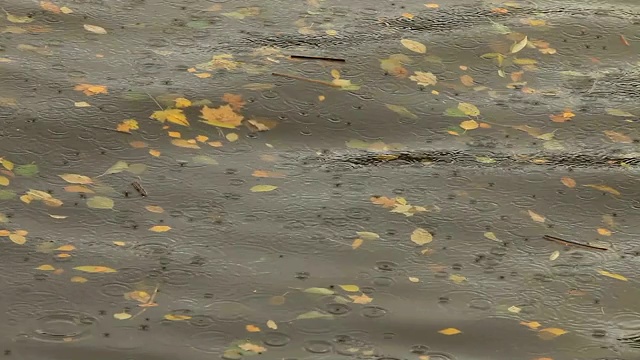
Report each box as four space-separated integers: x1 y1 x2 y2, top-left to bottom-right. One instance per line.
511 36 528 54
87 196 114 209
411 228 433 245
74 265 117 273
59 174 93 184
401 39 427 54
597 269 628 281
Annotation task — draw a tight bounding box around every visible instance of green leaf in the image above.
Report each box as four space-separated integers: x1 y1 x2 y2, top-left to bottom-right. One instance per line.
295 311 335 320
444 108 468 117
345 139 369 150
606 108 634 117
304 287 335 295
0 189 16 200
192 155 219 165
103 161 129 175
458 102 480 117
15 164 39 176
475 156 496 164
87 196 114 209
126 163 147 175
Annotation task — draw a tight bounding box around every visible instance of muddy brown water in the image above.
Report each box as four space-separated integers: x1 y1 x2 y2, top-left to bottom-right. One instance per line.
1 0 640 359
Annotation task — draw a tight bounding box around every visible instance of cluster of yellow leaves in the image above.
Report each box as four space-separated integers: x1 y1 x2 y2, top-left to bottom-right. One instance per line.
0 228 28 245
116 119 139 133
370 196 428 217
74 83 108 96
409 71 437 86
150 108 189 127
22 189 63 207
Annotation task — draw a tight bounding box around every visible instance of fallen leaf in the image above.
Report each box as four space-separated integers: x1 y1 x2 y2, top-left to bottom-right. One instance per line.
304 287 335 295
64 185 94 193
5 10 34 23
150 109 189 126
460 119 479 130
560 177 576 188
425 3 440 8
409 276 420 283
539 328 568 338
247 118 278 132
250 185 277 193
401 39 427 54
164 314 192 321
171 139 200 149
513 58 538 65
409 71 437 86
584 184 620 196
149 225 171 232
597 269 627 281
70 276 87 283
87 196 114 210
296 311 334 320
411 228 433 245
528 210 545 223
339 284 360 292
356 231 380 240
349 293 373 304
475 156 496 164
145 205 164 213
59 174 93 185
9 234 26 245
125 290 151 303
200 105 244 128
0 176 9 186
508 305 522 313
386 104 418 119
40 1 61 13
484 232 500 242
83 24 107 34
225 133 239 142
60 6 72 14
549 110 575 123
113 312 132 320
252 170 285 178
438 328 461 335
17 44 53 56
55 245 76 251
352 238 363 249
458 102 480 116
245 324 261 332
167 131 181 138
606 108 634 117
597 228 611 236
129 141 147 148
549 250 560 261
73 265 117 273
222 93 246 110
620 34 630 46
74 101 90 107
266 320 278 329
174 97 191 108
603 130 632 143
520 321 542 329
149 149 161 157
117 119 139 133
511 36 528 54
238 342 266 354
113 241 126 246
1 159 14 171
36 264 55 271
460 74 474 86
450 274 467 284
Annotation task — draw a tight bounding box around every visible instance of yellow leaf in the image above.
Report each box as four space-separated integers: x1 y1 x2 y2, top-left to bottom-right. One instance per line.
252 170 285 178
150 109 189 126
458 102 480 116
55 245 76 251
200 105 244 128
87 196 114 210
194 72 212 78
164 314 192 321
513 58 538 65
460 119 479 130
0 176 9 186
168 131 181 138
411 228 433 245
349 293 373 304
145 205 164 213
597 269 628 281
73 265 117 273
113 241 126 246
549 250 560 260
6 11 34 23
71 276 88 283
597 228 611 236
508 305 522 313
401 39 427 54
238 342 266 354
356 231 380 240
226 133 239 142
539 328 568 336
174 97 192 108
149 225 171 232
250 185 278 193
409 276 420 283
64 185 94 193
9 234 26 245
484 232 499 242
195 135 209 142
149 149 161 157
409 71 437 86
171 139 200 149
266 320 278 329
460 74 474 86
584 184 620 196
40 1 61 13
352 238 364 249
245 324 261 332
113 312 132 320
510 36 528 54
74 83 108 96
1 158 14 170
520 321 542 329
425 3 440 8
339 284 360 292
449 274 467 283
83 24 107 34
528 210 545 223
125 290 151 303
603 130 632 143
36 264 55 271
59 174 93 185
438 328 461 335
560 177 576 188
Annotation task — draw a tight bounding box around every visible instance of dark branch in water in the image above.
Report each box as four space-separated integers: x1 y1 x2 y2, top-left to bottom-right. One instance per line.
289 54 346 62
543 235 608 251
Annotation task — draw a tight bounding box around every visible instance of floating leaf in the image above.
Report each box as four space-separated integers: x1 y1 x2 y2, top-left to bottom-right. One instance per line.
5 10 34 23
304 287 335 295
409 71 437 86
484 232 500 242
444 107 468 117
460 119 479 130
149 225 171 232
339 284 360 292
475 156 496 164
192 155 219 165
597 269 627 281
386 104 418 119
352 238 363 249
349 293 373 304
247 118 278 132
83 24 107 34
408 277 420 283
528 210 545 223
508 305 522 313
296 311 334 320
59 174 93 185
460 74 474 86
74 265 117 273
87 196 114 209
597 228 611 236
64 185 94 193
1 158 14 171
510 36 528 54
513 58 538 65
250 185 277 193
606 108 634 117
438 328 462 335
55 245 76 251
449 274 467 284
356 231 380 240
174 97 192 108
171 139 200 149
164 314 192 321
14 164 39 176
200 105 244 128
539 328 568 337
36 264 56 271
0 176 9 186
252 170 285 178
238 342 266 354
401 39 427 54
458 102 480 116
549 250 560 260
113 312 132 320
584 184 620 196
560 177 576 188
145 205 164 213
71 276 88 283
603 130 632 143
266 320 277 329
520 321 542 329
74 83 107 96
411 228 433 245
9 234 26 244
150 109 189 126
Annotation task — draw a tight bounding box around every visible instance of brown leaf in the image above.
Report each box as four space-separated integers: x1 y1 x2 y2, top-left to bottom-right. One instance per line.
584 184 620 196
200 105 244 128
528 210 545 223
74 83 107 96
460 74 474 86
247 118 278 132
560 177 576 188
603 130 632 143
549 110 575 123
222 93 246 110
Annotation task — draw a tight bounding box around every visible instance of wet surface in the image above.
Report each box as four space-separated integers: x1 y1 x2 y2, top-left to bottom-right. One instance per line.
1 0 640 359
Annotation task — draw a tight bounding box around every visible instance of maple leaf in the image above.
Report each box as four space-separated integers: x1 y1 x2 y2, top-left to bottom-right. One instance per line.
74 83 108 96
222 93 246 110
200 105 244 129
349 293 373 304
149 109 189 126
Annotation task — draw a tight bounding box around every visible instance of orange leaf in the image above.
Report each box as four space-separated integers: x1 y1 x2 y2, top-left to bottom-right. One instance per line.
438 328 461 335
549 110 575 123
245 324 261 332
40 1 61 13
560 177 576 188
200 105 244 128
252 170 285 178
603 130 632 143
351 238 363 249
145 205 164 213
149 149 161 157
73 265 117 273
597 228 611 236
222 93 246 110
149 225 171 232
238 342 266 353
349 293 373 304
460 74 474 86
171 139 200 149
74 83 108 96
520 321 542 329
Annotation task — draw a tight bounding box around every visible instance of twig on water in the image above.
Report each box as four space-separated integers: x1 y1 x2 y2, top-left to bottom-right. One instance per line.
131 178 148 197
145 91 164 110
87 125 131 134
272 72 341 88
289 54 346 62
543 235 608 251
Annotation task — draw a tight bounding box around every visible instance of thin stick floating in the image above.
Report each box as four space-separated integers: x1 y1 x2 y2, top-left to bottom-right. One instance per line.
272 72 341 87
543 235 608 251
289 54 346 62
131 181 147 197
